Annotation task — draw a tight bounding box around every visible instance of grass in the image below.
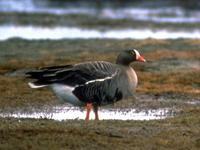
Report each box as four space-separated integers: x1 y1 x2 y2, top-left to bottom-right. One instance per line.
137 70 200 95
0 38 200 149
0 107 200 150
0 38 199 110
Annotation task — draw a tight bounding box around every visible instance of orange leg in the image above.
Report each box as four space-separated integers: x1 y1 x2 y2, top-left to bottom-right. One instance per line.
93 105 99 120
85 103 93 121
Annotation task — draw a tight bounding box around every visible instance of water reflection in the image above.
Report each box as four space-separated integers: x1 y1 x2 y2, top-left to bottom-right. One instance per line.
0 106 174 121
1 25 200 40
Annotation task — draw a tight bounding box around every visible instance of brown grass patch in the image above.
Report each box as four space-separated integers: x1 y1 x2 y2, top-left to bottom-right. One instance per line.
136 39 170 47
137 70 200 96
145 49 200 60
0 75 55 109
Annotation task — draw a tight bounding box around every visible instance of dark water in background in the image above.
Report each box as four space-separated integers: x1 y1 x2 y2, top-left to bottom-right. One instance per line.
1 0 200 40
1 0 200 23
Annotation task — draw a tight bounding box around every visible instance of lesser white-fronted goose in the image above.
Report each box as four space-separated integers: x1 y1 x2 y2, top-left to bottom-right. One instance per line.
26 49 146 120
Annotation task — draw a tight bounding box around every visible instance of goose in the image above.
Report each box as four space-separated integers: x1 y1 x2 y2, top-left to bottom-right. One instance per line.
26 49 146 120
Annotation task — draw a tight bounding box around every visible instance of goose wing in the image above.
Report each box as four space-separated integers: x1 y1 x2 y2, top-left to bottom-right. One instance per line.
26 61 118 87
72 69 123 105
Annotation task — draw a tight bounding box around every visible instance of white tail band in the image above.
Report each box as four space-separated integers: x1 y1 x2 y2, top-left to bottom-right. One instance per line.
28 82 47 88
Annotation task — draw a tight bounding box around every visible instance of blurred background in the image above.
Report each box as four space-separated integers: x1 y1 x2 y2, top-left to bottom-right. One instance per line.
1 0 200 40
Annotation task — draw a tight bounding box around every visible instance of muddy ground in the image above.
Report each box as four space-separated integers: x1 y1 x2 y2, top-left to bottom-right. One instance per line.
0 39 200 149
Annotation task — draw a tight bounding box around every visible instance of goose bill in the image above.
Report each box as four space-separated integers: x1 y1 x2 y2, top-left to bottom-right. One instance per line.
137 56 146 62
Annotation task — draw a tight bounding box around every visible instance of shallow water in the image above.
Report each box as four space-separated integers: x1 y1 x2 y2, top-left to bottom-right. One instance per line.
1 25 200 40
0 0 95 15
1 0 200 23
0 106 174 121
99 7 200 23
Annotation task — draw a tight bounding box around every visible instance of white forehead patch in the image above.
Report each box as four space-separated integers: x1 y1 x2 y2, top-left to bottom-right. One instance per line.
133 49 140 59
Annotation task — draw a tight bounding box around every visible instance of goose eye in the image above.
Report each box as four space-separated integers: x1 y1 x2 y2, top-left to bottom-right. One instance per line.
130 50 135 55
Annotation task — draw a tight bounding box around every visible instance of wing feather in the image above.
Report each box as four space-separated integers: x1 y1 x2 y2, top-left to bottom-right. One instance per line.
73 69 123 105
26 61 118 87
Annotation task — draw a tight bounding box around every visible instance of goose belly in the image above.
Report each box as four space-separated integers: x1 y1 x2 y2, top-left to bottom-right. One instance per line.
51 84 84 106
125 67 138 95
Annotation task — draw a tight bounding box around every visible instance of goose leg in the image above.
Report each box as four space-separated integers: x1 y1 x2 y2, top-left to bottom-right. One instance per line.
85 103 92 121
93 105 99 121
